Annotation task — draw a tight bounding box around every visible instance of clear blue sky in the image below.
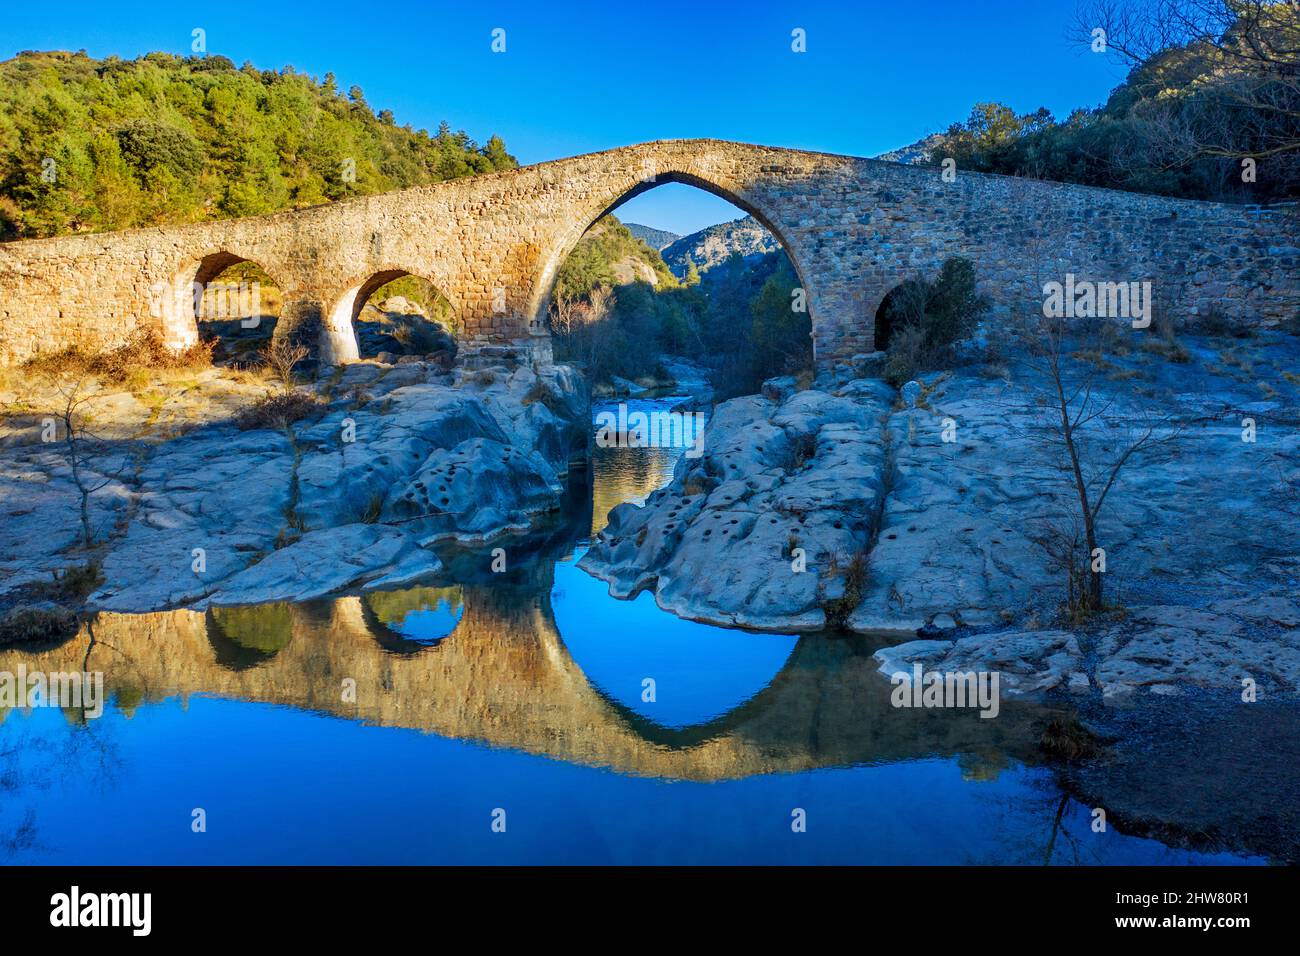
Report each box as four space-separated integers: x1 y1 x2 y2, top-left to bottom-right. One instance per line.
1 0 1129 234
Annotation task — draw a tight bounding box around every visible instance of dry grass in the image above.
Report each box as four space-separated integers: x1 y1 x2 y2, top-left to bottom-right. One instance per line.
822 550 869 630
235 391 325 431
1218 348 1253 373
23 328 213 385
1139 337 1191 363
521 379 560 411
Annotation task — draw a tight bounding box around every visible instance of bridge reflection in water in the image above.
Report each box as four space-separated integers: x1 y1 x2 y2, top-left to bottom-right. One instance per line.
0 549 1056 783
1 422 1266 865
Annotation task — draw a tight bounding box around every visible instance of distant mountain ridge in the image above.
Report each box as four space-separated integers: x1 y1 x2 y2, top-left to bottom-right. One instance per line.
623 222 681 250
874 133 944 165
552 215 674 300
661 216 779 277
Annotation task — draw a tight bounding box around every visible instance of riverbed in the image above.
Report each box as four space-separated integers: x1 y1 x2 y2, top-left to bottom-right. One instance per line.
0 396 1266 865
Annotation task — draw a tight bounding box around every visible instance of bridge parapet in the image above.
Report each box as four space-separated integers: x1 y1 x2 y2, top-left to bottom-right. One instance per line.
1 139 1296 370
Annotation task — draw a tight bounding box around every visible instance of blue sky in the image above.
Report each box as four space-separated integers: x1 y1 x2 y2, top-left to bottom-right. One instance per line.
2 0 1129 234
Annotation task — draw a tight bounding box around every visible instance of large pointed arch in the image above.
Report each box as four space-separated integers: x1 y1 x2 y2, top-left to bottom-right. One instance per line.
526 168 818 357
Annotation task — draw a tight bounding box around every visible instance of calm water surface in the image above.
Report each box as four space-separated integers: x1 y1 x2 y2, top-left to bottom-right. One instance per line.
0 396 1262 865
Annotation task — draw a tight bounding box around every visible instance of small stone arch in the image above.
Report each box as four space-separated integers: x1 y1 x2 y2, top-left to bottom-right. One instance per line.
873 284 909 352
322 267 460 364
359 585 465 655
526 169 817 352
161 249 285 353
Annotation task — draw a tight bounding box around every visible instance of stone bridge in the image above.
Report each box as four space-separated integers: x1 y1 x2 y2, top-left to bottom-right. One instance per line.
1 139 1296 369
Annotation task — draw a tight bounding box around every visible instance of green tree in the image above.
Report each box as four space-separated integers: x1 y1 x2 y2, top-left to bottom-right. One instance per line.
0 50 519 239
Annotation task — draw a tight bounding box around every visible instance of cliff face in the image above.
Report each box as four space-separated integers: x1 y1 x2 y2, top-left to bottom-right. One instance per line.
660 216 780 277
623 222 681 250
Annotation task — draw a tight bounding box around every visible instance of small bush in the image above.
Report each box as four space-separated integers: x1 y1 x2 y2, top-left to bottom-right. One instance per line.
0 606 79 646
236 391 324 430
260 338 310 390
1039 715 1101 762
52 561 104 600
24 328 213 384
822 550 869 629
784 431 818 471
883 324 930 387
881 258 987 386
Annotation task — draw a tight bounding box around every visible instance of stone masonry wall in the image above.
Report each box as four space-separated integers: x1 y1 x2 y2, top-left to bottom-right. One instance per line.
1 139 1296 369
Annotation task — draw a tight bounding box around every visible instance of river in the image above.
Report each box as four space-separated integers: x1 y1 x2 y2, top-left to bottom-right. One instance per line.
0 396 1263 864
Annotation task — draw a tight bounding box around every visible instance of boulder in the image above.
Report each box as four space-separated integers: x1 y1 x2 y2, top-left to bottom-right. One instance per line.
205 525 440 606
874 630 1086 697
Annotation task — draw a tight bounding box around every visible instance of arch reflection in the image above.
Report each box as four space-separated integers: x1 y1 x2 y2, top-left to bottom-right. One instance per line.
0 559 1057 783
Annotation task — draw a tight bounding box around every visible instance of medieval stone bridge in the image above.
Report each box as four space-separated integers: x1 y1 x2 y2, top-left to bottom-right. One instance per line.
1 138 1296 369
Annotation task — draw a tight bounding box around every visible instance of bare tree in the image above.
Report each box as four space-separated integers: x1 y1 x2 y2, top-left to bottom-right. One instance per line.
1074 0 1300 165
549 284 616 371
1002 200 1182 618
262 338 310 392
40 372 129 551
547 291 580 340
1015 311 1181 617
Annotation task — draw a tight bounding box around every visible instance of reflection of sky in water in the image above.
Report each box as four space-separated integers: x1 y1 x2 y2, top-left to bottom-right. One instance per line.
0 396 1272 866
0 702 1263 865
553 547 797 728
389 600 462 643
364 587 464 645
590 396 706 535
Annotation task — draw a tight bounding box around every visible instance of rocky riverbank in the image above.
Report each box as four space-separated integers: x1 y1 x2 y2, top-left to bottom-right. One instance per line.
0 357 587 617
581 331 1300 700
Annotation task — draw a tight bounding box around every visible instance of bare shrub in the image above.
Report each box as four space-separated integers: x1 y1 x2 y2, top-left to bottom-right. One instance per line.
261 338 310 391
23 328 212 386
235 391 324 431
822 550 869 629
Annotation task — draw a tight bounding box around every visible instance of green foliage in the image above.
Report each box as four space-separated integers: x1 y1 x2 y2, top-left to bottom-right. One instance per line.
367 275 458 335
551 224 811 397
749 259 811 383
927 22 1300 206
881 257 987 386
553 216 676 302
0 50 518 239
208 603 294 654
